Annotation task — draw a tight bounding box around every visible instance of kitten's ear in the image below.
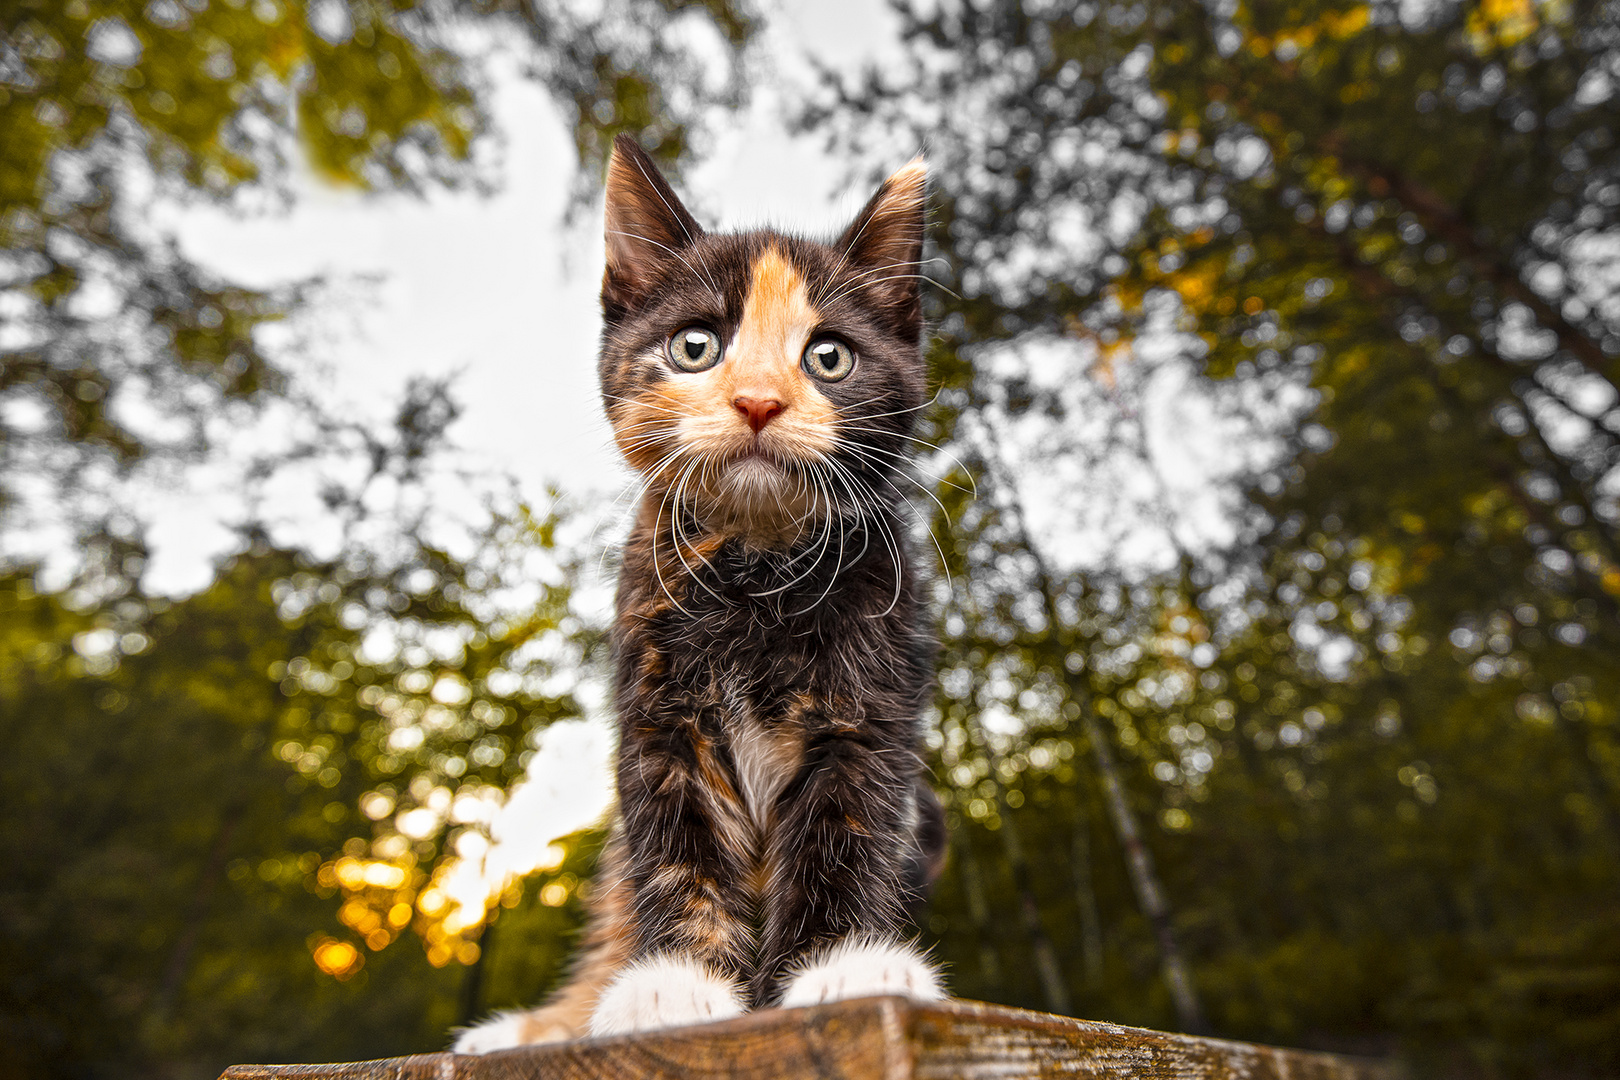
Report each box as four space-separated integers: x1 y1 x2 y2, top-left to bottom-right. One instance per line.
602 134 704 319
836 156 927 330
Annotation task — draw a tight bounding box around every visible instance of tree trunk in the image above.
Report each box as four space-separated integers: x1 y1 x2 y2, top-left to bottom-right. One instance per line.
149 803 243 1023
976 441 1207 1032
1070 801 1105 989
993 796 1073 1016
459 919 492 1027
1078 704 1207 1034
954 837 1003 987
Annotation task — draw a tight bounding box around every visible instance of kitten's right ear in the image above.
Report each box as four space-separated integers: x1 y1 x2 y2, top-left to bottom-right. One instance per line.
602 134 704 319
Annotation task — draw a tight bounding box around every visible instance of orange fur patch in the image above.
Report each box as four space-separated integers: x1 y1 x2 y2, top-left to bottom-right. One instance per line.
671 247 838 458
613 247 846 541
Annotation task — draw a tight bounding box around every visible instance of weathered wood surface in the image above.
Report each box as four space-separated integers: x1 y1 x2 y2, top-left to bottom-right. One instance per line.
219 996 1398 1080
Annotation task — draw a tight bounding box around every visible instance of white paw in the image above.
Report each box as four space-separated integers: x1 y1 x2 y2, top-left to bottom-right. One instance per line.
588 954 747 1037
452 1011 530 1055
780 937 945 1008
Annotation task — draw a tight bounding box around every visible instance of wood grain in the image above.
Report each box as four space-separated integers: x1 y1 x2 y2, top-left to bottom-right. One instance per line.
219 997 1397 1080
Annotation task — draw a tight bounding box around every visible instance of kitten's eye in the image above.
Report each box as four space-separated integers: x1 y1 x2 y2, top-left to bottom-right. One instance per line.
668 326 722 372
802 338 854 382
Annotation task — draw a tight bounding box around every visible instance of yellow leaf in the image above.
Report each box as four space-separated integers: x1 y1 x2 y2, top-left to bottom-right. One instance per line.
1466 0 1540 51
1322 5 1372 38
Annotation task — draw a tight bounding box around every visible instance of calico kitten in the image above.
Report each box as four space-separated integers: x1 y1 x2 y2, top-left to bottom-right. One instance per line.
454 135 947 1050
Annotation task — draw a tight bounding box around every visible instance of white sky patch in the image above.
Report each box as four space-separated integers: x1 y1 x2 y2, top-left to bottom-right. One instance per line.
85 17 143 66
436 715 616 932
974 325 1310 577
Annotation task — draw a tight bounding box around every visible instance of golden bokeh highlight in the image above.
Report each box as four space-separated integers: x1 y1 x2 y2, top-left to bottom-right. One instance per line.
311 937 364 981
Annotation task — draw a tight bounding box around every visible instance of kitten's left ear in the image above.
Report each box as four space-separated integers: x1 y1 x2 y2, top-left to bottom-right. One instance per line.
836 156 928 331
602 134 705 320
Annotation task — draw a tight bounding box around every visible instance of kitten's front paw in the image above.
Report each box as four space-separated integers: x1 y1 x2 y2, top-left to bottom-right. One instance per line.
452 1011 531 1055
588 954 747 1037
780 937 945 1008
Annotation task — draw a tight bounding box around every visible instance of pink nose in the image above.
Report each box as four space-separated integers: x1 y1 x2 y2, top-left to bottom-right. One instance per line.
733 396 784 433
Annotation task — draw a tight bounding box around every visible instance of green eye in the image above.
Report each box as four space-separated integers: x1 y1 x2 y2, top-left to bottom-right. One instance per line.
803 338 854 381
668 326 722 372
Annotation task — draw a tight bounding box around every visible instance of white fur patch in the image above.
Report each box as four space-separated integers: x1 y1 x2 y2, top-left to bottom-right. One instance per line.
588 954 747 1037
779 938 945 1008
452 1010 531 1055
728 714 803 831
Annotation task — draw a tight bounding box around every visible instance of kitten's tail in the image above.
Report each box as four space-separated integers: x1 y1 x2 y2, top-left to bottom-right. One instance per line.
905 777 948 901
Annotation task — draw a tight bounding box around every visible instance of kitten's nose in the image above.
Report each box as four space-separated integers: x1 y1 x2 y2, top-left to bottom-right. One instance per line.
732 395 784 433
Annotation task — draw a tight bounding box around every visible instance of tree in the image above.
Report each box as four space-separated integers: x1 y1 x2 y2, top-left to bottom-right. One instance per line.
0 0 754 545
813 1 1620 1074
0 378 620 1077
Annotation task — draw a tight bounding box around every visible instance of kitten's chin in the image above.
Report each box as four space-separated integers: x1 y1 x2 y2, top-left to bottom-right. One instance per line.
691 454 827 544
721 455 789 493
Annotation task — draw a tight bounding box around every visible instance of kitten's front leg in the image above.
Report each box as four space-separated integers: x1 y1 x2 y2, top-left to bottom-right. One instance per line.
755 730 946 1008
590 718 755 1036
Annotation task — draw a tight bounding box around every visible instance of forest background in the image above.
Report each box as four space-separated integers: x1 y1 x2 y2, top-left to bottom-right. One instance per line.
3 1 1618 1078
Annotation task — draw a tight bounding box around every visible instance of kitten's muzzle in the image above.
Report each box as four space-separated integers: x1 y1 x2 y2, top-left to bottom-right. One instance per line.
732 395 784 433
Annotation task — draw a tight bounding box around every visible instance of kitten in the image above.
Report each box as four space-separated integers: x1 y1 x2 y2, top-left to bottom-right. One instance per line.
454 135 947 1051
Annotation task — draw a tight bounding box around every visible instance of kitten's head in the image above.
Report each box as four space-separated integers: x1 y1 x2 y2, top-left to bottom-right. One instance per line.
598 135 928 543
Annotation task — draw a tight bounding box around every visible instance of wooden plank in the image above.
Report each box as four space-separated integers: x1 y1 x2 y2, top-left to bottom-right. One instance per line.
905 999 1394 1080
219 997 1397 1080
221 1055 453 1080
448 994 902 1080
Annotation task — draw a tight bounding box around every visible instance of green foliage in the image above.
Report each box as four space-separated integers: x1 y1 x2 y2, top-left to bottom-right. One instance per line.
814 1 1620 1076
0 485 601 1078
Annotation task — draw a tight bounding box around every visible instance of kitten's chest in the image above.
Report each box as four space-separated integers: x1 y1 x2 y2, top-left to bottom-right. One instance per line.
720 701 804 833
622 543 913 727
